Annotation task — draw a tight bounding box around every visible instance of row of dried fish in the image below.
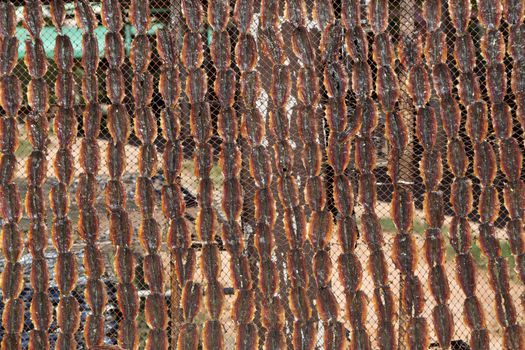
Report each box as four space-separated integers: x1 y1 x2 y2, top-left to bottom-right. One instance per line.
0 2 25 349
101 0 140 348
130 0 168 348
476 7 523 348
243 0 286 348
230 1 262 348
202 1 238 349
337 3 375 349
284 1 317 348
418 3 454 347
156 25 190 347
319 5 362 348
19 1 54 349
74 1 108 348
502 1 525 314
355 4 398 346
179 1 205 349
369 3 421 346
48 3 80 348
446 1 491 348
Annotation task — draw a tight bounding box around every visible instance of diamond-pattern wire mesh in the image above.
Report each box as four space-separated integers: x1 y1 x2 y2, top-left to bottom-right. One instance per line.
0 0 522 349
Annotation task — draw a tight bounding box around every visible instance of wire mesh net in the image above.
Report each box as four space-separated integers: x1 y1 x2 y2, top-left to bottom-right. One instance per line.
0 0 523 349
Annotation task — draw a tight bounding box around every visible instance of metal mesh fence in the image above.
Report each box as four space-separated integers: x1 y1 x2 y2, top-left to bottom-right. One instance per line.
0 0 523 349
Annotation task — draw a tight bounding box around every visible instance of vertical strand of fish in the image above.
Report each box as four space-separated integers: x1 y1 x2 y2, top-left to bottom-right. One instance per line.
367 1 427 348
415 1 455 348
343 0 397 347
475 1 524 348
301 1 338 349
129 0 169 348
395 29 431 350
326 1 378 349
202 1 236 349
179 1 206 348
504 0 525 315
49 1 80 348
101 0 139 347
443 1 490 348
20 1 52 348
312 3 348 349
0 1 24 349
257 2 295 348
266 0 318 348
157 27 188 348
235 0 285 348
314 1 352 348
231 0 262 348
73 2 107 348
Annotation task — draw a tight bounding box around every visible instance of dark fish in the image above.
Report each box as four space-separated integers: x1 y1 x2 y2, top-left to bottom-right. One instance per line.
271 65 291 107
215 68 236 107
455 253 477 296
423 0 442 31
450 178 473 217
486 63 506 103
449 217 471 254
182 32 204 69
1 36 18 76
232 290 255 324
458 72 481 106
408 64 431 107
182 0 203 32
377 66 399 111
425 30 447 65
130 34 151 73
314 0 335 28
211 31 231 70
368 0 389 34
0 2 16 37
292 26 315 66
473 141 497 186
372 32 393 66
233 0 254 32
202 320 224 350
105 32 125 67
205 281 224 319
454 33 475 72
449 0 471 33
23 0 43 38
50 0 66 29
156 29 178 64
477 0 502 29
439 96 461 137
75 0 97 33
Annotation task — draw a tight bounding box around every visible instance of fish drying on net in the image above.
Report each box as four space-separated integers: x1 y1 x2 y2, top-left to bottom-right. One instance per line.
475 5 524 348
392 24 430 350
73 1 108 348
418 2 454 347
283 1 318 348
340 1 388 349
179 1 207 349
236 0 286 347
359 3 402 348
443 1 491 348
20 2 52 347
503 0 525 316
0 4 24 349
46 3 81 348
228 7 260 349
199 1 239 348
101 0 139 347
129 0 168 348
